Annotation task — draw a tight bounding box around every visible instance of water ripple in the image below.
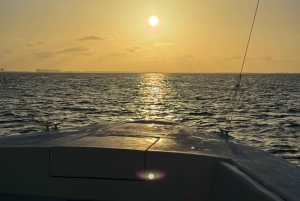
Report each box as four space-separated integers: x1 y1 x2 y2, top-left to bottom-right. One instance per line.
0 73 300 165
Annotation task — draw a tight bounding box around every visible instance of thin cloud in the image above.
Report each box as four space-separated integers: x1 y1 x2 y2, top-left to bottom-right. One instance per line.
2 49 13 53
100 52 127 60
25 40 49 47
25 43 35 47
78 35 110 41
124 45 152 52
172 54 194 60
154 42 174 47
33 46 89 58
56 46 89 54
262 55 274 61
33 51 55 58
36 40 48 45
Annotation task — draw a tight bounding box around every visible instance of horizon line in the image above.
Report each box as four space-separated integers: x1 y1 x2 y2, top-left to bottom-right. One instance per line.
1 71 299 74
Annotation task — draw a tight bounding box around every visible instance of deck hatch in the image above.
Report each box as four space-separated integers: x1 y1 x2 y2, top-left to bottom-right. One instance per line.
50 136 158 180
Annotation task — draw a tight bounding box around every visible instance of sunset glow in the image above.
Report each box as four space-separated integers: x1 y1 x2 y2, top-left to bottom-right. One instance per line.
0 0 299 73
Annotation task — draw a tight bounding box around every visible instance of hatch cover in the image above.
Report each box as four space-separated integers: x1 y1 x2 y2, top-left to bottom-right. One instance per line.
50 136 158 180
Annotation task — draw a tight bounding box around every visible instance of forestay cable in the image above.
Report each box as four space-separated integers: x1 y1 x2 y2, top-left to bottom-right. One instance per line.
223 0 260 132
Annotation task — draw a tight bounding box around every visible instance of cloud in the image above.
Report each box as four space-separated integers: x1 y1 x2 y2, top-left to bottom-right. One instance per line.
262 55 274 61
56 46 89 54
124 45 152 52
2 49 13 53
25 40 49 47
33 51 55 58
33 46 89 58
154 42 174 47
78 35 110 41
37 40 48 45
100 52 127 60
25 43 35 47
225 55 241 60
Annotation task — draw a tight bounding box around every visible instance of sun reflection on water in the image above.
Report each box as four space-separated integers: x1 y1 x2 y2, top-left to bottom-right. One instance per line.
135 73 173 120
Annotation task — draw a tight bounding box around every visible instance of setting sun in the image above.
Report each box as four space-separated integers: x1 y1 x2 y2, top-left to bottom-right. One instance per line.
149 16 159 26
0 1 299 73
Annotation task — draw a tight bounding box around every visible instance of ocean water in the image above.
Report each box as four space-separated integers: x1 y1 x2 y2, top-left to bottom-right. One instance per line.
0 73 299 166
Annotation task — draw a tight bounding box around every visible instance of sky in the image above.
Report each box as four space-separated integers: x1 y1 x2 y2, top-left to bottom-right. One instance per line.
0 0 299 73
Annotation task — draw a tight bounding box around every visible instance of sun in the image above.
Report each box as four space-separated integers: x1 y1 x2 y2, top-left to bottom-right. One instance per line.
149 16 159 26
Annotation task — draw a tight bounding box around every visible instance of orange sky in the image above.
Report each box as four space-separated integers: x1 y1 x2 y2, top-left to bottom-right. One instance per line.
0 0 299 73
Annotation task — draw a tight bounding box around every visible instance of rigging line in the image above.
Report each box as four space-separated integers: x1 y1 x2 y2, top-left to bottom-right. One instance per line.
225 0 260 128
240 0 260 76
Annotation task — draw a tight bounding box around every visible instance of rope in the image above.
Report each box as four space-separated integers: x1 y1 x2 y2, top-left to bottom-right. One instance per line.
224 0 260 129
